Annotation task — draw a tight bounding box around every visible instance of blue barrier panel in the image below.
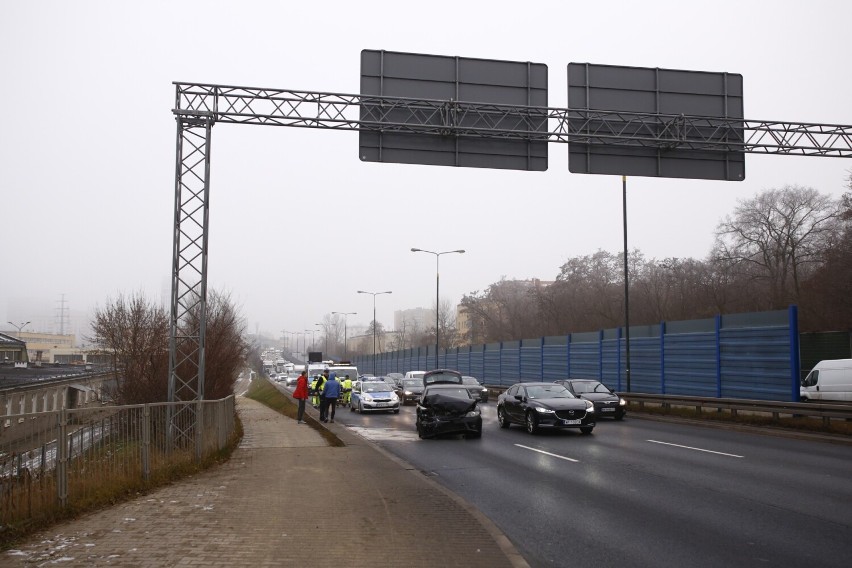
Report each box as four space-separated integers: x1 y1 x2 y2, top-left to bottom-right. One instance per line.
664 331 717 396
520 338 543 380
542 336 569 381
484 343 502 385
630 336 663 394
720 326 793 400
469 345 485 382
501 341 520 384
455 346 470 376
601 337 620 389
445 349 459 373
358 307 795 400
570 335 599 379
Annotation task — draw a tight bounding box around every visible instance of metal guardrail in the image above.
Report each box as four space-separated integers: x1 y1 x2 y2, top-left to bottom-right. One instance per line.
622 393 852 426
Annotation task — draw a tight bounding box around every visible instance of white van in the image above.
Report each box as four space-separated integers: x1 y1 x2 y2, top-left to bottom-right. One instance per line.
800 359 852 401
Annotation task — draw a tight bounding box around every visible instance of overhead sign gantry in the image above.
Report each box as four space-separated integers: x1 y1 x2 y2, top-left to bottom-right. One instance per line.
168 49 852 444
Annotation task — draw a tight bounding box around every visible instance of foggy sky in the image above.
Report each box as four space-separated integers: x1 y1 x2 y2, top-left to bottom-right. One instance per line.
2 0 850 342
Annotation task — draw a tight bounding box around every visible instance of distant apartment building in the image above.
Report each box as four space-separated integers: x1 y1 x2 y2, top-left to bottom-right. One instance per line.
394 307 431 334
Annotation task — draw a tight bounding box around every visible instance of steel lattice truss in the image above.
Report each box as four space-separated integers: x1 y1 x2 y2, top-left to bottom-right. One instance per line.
168 80 852 410
174 82 852 157
168 113 211 451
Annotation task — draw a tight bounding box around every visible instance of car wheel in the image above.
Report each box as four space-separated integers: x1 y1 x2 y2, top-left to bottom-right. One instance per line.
467 431 482 439
350 400 355 412
416 422 424 439
615 413 624 421
393 408 400 414
525 412 539 435
497 407 510 429
580 426 594 435
358 401 364 414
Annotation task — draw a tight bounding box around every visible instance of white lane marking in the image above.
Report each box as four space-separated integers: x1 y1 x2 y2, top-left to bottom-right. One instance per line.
515 444 579 463
647 439 744 458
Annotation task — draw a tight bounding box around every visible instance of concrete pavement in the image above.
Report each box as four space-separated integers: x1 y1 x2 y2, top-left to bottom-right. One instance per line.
4 384 528 567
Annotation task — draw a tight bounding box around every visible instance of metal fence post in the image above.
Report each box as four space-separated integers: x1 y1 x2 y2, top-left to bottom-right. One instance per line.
142 404 151 481
56 408 68 507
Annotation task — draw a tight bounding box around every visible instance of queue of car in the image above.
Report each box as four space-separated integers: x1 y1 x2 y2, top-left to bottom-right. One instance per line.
289 366 625 441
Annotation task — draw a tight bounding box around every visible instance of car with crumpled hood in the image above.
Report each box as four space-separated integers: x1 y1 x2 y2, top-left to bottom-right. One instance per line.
415 369 481 439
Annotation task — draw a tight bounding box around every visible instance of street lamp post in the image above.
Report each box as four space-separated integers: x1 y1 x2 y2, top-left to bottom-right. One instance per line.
357 290 392 372
331 311 357 358
411 248 465 369
7 321 31 337
315 323 328 355
305 329 316 354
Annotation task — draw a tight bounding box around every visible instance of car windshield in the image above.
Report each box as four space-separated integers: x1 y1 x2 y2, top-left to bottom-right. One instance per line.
427 387 470 399
526 385 573 399
364 383 392 393
402 379 421 387
462 377 480 385
570 381 611 394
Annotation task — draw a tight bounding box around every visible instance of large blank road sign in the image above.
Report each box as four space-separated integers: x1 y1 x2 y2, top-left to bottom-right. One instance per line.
360 49 548 171
568 63 745 181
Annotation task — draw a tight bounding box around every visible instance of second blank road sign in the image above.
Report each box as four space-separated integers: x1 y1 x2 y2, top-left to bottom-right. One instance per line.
568 62 745 181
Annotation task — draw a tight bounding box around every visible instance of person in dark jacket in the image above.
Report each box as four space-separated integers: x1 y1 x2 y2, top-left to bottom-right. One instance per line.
320 371 341 423
293 370 310 424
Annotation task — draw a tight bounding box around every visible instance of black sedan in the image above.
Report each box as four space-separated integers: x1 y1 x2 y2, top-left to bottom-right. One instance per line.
416 384 482 439
497 382 595 435
554 379 627 420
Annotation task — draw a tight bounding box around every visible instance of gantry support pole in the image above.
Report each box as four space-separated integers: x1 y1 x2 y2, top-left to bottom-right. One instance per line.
168 109 214 450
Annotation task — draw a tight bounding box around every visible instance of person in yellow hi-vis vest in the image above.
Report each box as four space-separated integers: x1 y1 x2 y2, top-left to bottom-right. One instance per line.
341 374 353 407
309 374 320 408
312 369 328 408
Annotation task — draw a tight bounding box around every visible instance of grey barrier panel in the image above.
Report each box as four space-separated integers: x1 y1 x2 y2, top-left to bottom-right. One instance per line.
567 62 745 181
360 49 548 171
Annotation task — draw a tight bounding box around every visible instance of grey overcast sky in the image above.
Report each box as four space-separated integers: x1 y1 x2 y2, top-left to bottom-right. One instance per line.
2 0 851 341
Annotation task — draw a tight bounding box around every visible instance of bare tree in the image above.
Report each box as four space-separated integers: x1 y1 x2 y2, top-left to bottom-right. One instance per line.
89 292 169 404
799 189 852 330
713 185 842 308
191 291 250 400
90 290 248 404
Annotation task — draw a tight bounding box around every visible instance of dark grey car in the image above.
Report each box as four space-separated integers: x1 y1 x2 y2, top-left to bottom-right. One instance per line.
396 378 424 405
554 379 626 420
462 376 489 403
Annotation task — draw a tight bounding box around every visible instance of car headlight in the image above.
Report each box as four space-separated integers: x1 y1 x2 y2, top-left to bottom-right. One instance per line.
390 393 399 401
465 409 481 417
362 394 373 401
585 400 595 412
619 398 626 406
535 407 554 414
404 390 413 396
481 388 488 393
